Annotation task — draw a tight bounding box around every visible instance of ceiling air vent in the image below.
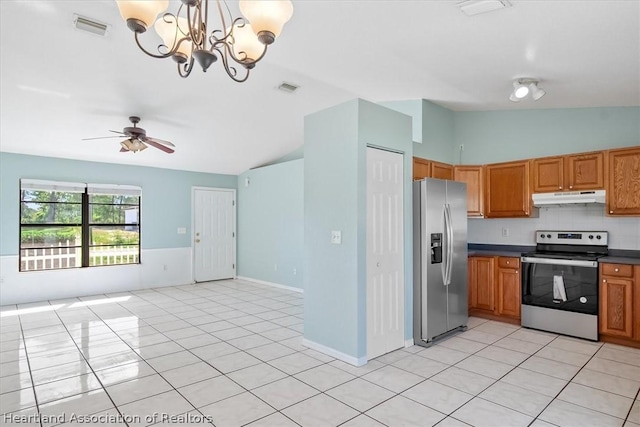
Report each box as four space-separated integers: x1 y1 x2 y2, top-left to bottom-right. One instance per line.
458 0 511 16
73 14 110 36
278 82 300 94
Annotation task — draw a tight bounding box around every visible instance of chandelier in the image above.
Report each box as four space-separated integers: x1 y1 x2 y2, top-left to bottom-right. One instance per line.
115 0 293 81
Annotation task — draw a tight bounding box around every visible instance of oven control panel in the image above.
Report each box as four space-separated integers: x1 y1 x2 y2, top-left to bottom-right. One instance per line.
535 230 608 245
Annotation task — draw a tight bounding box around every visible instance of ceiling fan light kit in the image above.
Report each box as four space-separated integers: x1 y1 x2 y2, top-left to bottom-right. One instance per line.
115 0 293 80
83 116 176 154
509 78 546 102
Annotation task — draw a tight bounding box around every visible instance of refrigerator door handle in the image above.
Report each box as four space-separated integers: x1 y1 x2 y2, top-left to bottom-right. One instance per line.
444 203 454 286
441 205 448 286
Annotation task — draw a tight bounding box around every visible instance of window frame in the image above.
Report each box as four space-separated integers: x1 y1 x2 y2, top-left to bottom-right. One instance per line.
19 179 141 272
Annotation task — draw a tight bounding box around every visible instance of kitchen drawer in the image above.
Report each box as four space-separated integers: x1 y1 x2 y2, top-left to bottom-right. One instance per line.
601 263 634 278
498 257 520 269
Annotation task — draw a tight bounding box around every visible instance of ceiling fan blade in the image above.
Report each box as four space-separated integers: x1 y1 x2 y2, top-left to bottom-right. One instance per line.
143 136 175 147
144 138 175 153
82 135 125 141
109 130 126 135
120 147 129 152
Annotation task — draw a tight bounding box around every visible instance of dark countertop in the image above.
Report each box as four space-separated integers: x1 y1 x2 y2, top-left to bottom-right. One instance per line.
600 256 640 266
467 244 533 258
468 250 524 257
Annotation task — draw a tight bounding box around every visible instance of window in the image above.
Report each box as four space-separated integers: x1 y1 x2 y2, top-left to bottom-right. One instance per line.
20 179 141 271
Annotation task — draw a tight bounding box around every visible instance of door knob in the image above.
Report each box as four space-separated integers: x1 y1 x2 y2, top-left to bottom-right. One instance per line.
195 239 201 243
376 262 381 267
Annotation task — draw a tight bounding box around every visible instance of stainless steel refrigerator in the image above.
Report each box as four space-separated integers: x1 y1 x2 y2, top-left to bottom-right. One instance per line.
413 178 468 346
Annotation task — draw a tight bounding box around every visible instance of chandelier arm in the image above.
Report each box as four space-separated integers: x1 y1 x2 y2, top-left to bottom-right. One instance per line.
186 3 202 48
215 45 250 83
134 31 176 59
177 57 195 78
216 0 230 41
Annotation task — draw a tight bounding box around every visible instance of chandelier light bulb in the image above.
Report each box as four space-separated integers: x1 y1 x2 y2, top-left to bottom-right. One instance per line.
239 0 294 44
229 23 266 65
116 0 168 33
154 16 192 63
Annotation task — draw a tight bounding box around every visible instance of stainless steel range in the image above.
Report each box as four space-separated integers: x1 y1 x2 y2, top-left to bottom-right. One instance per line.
521 230 608 341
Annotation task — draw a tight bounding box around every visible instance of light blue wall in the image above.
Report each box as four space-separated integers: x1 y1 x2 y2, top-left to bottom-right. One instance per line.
237 159 304 289
380 100 423 144
454 107 640 164
419 100 455 163
304 100 361 357
304 99 412 361
382 100 455 164
0 153 236 255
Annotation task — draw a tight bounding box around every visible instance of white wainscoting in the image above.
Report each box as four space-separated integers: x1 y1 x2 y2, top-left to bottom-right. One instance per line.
0 247 193 305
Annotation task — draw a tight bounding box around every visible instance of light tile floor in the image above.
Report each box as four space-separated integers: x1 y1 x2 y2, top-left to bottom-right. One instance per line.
1 279 639 427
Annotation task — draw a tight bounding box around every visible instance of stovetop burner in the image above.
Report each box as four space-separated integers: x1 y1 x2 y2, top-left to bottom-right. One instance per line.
523 230 609 260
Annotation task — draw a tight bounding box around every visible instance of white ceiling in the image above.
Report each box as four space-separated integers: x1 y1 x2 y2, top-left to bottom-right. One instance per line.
1 1 638 175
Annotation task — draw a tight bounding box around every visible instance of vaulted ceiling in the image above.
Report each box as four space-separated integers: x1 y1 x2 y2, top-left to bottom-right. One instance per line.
1 1 638 175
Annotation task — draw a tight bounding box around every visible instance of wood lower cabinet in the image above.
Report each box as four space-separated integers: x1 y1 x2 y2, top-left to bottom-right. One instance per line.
532 156 564 193
496 257 521 319
454 166 484 217
599 263 637 341
608 146 640 216
431 161 454 180
468 256 495 312
469 255 521 322
485 160 533 218
413 157 431 181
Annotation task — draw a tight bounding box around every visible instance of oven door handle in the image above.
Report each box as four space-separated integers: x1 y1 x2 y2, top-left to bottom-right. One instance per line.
520 257 598 268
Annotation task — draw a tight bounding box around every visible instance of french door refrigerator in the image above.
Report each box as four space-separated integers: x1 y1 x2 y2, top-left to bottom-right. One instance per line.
413 178 468 346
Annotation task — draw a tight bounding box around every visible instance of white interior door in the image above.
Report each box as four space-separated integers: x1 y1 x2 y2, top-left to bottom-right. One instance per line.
193 188 236 282
367 147 405 360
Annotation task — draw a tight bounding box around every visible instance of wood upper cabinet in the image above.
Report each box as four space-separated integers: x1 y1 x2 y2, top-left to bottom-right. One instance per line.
413 157 453 181
468 256 495 312
413 157 431 181
496 257 521 319
566 151 605 191
608 146 640 216
532 151 605 193
599 263 635 339
454 166 484 217
485 160 532 218
532 156 564 193
431 161 454 180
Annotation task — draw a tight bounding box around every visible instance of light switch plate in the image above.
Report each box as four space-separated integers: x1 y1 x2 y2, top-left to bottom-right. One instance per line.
331 230 342 245
177 227 187 235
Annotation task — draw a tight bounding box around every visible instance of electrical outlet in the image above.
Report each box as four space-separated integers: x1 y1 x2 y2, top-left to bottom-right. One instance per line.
331 230 342 244
460 144 464 151
502 227 509 237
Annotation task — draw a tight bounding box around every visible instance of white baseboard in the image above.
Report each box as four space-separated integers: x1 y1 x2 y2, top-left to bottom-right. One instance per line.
236 276 303 294
302 338 367 367
404 338 415 347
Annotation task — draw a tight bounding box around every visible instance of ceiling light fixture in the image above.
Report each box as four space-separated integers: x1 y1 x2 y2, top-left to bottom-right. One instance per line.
115 0 293 81
509 78 546 102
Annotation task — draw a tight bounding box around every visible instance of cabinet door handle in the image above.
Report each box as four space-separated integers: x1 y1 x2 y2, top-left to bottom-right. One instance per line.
614 268 619 272
569 185 573 189
516 270 518 273
610 210 613 214
506 261 510 264
559 186 562 189
603 279 607 283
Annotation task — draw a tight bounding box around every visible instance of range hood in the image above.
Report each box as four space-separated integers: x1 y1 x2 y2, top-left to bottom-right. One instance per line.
532 190 606 207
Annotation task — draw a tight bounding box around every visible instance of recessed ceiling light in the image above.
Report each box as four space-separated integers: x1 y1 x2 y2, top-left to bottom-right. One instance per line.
278 82 300 94
72 14 110 37
458 0 512 16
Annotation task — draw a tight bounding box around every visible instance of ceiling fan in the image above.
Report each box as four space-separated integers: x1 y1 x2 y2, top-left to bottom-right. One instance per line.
83 116 175 154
